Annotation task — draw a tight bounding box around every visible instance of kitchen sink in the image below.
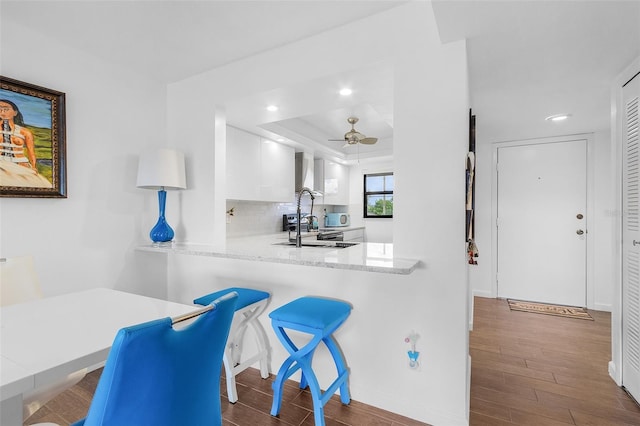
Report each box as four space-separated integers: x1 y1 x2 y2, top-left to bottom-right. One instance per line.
332 242 359 248
272 242 358 249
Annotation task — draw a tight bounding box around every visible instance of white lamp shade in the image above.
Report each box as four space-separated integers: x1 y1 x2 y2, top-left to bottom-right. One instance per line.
136 148 186 190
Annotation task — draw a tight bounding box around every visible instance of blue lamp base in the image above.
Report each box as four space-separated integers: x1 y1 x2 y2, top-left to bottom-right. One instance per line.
150 189 175 243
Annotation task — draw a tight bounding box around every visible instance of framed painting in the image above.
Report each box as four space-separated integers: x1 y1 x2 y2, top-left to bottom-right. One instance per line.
0 76 66 198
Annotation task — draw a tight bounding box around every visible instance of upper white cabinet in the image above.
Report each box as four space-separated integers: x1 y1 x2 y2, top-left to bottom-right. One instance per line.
314 159 349 205
260 139 294 201
226 126 294 202
227 126 261 200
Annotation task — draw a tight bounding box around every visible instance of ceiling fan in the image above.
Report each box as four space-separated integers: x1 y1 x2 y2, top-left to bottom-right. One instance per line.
329 117 378 146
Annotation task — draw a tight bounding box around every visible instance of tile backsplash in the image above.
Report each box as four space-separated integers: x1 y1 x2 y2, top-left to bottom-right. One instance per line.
226 199 336 238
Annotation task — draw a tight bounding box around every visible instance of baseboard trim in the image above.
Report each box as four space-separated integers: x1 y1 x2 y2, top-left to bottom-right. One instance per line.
472 290 493 298
466 355 472 422
593 303 612 312
609 361 622 385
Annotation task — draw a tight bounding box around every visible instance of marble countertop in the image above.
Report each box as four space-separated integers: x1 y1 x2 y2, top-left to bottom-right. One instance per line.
283 226 365 235
136 233 419 275
317 226 365 232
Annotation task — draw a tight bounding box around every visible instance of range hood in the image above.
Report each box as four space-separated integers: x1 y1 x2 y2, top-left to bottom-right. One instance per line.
295 152 315 192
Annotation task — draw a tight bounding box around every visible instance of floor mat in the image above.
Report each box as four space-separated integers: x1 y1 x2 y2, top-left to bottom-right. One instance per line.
507 299 594 320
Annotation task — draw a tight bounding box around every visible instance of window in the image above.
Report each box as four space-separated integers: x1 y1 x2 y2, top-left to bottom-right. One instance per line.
363 172 393 218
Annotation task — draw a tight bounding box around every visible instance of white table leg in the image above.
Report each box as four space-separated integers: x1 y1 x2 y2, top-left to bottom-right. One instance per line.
1 393 24 426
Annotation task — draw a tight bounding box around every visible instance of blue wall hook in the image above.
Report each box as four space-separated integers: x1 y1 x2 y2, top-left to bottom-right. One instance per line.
405 330 421 369
408 350 420 368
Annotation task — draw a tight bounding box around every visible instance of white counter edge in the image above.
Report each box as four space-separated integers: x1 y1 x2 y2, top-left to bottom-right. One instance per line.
135 242 420 275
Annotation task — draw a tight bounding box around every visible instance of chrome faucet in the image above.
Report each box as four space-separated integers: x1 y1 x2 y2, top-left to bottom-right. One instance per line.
296 187 315 247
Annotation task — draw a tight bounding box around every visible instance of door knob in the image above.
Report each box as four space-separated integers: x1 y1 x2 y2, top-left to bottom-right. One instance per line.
634 240 640 246
576 229 584 235
576 213 584 219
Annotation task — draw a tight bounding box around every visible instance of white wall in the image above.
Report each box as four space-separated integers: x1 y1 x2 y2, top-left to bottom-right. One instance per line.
592 130 615 310
470 130 615 311
468 140 492 298
0 17 168 298
393 5 469 421
165 3 469 424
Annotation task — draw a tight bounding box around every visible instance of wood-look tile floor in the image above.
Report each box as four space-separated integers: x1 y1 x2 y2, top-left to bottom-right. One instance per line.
470 296 640 425
25 297 640 425
25 365 425 426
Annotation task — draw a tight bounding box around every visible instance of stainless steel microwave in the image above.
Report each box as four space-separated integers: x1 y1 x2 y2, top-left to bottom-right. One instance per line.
324 213 350 227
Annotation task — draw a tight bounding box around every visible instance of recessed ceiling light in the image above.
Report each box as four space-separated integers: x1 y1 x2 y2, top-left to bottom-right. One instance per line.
266 105 279 112
339 88 353 96
276 138 285 142
545 113 571 122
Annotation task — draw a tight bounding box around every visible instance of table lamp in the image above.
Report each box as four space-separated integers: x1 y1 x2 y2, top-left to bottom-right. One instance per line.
136 148 186 243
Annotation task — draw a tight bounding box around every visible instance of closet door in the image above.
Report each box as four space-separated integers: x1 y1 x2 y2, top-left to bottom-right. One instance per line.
622 72 640 401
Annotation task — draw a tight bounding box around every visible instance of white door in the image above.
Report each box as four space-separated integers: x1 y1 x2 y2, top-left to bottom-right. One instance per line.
497 139 587 306
622 73 640 401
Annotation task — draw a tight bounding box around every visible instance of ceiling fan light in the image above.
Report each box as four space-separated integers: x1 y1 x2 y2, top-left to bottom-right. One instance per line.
330 116 377 147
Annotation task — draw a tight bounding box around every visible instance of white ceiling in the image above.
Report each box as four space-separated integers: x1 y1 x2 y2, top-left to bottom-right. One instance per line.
432 0 640 144
224 60 395 161
1 1 405 83
3 1 639 161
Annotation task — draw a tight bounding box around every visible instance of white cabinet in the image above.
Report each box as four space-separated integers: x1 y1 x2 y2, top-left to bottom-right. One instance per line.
314 159 349 205
261 140 294 201
226 126 294 202
343 228 364 242
227 126 260 200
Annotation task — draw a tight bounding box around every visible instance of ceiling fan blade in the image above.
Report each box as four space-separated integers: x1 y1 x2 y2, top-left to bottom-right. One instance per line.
360 137 378 145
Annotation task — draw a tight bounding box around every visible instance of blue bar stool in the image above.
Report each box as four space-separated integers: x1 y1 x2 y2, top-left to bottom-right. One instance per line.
194 287 271 403
269 297 352 426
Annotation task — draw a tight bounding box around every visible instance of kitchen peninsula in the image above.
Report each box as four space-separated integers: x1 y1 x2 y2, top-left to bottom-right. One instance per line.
137 232 420 274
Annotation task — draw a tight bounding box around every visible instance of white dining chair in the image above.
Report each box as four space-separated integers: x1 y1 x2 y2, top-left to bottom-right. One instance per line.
0 255 44 305
0 255 87 424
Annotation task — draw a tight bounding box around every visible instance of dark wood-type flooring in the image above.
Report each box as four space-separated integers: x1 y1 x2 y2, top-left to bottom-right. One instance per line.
470 296 640 425
25 296 640 425
24 363 424 426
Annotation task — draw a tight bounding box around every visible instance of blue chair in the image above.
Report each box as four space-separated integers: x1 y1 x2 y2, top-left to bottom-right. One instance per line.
269 297 352 426
70 291 238 426
194 287 271 403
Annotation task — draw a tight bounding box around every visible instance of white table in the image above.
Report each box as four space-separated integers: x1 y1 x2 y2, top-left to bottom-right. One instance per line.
0 288 198 425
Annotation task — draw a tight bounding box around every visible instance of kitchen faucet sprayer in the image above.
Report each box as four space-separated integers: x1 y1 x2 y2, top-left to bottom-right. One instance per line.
296 187 315 248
